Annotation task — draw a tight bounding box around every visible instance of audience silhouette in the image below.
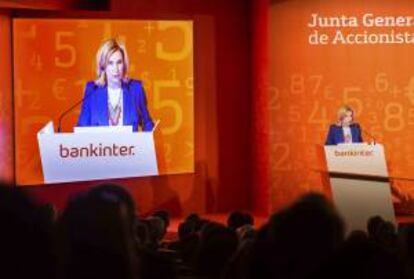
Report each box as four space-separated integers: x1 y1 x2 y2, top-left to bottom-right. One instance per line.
0 183 412 279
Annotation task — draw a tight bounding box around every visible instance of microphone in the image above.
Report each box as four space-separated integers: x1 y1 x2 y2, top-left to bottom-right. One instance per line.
358 124 376 145
57 85 95 133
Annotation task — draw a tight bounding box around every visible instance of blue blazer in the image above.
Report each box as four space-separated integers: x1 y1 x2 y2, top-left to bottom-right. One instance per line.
77 79 154 132
325 123 363 145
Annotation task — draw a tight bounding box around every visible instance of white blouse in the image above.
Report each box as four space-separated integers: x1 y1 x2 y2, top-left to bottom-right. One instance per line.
342 126 352 143
108 87 123 126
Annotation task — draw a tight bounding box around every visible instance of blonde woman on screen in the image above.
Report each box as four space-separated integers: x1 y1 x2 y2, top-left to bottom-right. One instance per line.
77 38 154 131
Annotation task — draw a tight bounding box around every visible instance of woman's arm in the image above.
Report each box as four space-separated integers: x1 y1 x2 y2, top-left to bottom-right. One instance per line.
325 125 336 145
134 81 154 131
77 82 95 127
356 123 363 142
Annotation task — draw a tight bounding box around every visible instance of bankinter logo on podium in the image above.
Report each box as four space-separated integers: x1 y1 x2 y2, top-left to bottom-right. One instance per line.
334 150 374 157
59 143 139 158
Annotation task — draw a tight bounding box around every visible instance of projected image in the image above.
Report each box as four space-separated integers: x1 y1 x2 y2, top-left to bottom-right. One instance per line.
268 0 414 210
13 19 194 185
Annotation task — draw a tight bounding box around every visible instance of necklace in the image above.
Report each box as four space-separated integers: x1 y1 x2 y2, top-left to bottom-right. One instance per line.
108 89 122 125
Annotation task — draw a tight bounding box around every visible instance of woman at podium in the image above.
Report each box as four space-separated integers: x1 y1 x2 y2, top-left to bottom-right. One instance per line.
325 105 363 145
77 38 154 131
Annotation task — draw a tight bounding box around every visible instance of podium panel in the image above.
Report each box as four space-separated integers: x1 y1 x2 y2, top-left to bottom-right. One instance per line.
324 143 395 233
324 143 388 176
38 121 158 183
330 177 395 233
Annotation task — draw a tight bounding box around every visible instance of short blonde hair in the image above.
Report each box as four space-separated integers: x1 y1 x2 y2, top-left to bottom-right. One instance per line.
337 105 354 125
95 38 129 86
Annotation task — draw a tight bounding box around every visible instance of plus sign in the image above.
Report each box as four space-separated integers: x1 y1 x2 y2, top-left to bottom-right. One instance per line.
144 22 155 35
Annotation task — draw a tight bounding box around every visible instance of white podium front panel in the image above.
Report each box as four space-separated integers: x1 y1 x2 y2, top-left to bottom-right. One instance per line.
330 177 396 233
323 143 395 233
38 122 158 183
324 143 388 177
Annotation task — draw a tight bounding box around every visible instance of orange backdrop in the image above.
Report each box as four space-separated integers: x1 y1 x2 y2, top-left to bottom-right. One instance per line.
270 0 414 212
13 19 194 185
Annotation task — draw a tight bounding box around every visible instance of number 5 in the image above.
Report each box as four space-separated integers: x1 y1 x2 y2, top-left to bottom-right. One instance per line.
55 31 76 68
153 80 183 135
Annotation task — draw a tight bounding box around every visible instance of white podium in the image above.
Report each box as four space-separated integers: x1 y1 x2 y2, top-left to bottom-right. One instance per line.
324 143 395 233
37 121 159 184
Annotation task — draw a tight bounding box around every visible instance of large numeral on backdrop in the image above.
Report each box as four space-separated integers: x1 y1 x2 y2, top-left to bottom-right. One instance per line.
153 80 183 135
156 22 192 61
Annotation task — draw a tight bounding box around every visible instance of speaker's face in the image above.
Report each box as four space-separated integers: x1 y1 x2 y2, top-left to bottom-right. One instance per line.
105 50 124 86
342 111 353 126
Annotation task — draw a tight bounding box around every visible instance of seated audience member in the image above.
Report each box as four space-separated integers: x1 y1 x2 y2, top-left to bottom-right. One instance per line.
88 183 138 235
0 184 56 279
227 211 254 231
248 193 345 279
152 209 171 243
195 221 238 279
367 215 385 239
311 226 407 279
143 216 166 250
57 186 138 279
